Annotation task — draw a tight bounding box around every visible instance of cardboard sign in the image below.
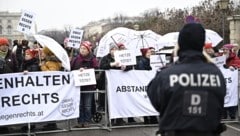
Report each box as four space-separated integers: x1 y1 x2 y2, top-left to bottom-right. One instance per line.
68 28 84 49
17 10 36 35
72 69 96 86
150 55 166 70
114 50 136 66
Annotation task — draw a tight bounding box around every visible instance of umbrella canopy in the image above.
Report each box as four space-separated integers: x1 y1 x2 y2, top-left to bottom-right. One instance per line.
97 27 163 57
34 34 70 71
125 30 163 55
96 27 134 57
159 32 179 47
159 29 223 47
205 29 223 47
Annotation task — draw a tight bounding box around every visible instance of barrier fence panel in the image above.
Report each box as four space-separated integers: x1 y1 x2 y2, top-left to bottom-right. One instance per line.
1 69 240 135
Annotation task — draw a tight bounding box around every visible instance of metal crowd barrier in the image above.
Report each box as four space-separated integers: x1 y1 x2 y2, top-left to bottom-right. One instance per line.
1 69 240 136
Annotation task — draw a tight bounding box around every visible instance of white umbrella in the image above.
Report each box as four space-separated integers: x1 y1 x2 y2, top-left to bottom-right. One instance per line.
34 34 70 71
125 30 163 56
96 27 134 57
159 29 223 47
205 29 223 47
159 32 179 47
126 30 163 49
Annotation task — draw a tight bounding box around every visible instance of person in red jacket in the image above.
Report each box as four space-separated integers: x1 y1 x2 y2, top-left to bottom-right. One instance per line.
221 44 240 69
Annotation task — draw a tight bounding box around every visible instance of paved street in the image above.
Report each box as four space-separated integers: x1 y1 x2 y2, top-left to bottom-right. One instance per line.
2 120 240 136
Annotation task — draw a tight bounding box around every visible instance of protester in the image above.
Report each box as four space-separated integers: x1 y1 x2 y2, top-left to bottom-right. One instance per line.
220 44 239 119
203 43 219 57
0 37 18 73
40 46 62 71
16 39 30 71
221 43 240 69
0 37 18 133
20 49 40 132
99 42 132 126
39 46 62 130
71 41 99 128
147 23 226 136
135 48 158 124
22 49 40 72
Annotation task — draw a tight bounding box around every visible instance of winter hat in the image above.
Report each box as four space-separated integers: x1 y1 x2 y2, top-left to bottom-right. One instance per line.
25 49 38 58
178 23 205 53
117 43 125 48
81 41 92 52
222 44 234 50
204 43 213 49
140 48 150 57
42 46 54 56
0 37 9 46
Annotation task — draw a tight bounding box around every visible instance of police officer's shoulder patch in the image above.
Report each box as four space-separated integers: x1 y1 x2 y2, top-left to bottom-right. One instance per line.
182 90 208 116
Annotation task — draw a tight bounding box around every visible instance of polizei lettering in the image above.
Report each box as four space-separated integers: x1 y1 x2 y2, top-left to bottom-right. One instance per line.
170 73 221 87
116 86 147 92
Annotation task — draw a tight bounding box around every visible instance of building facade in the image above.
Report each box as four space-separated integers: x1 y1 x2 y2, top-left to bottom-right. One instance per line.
228 15 240 46
0 11 24 47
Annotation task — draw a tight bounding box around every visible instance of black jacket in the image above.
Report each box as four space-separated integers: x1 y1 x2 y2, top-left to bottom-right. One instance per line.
22 58 40 72
147 50 226 133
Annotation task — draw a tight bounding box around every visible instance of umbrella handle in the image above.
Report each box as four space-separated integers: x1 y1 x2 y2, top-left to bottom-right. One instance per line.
110 36 118 45
37 47 41 64
70 48 74 59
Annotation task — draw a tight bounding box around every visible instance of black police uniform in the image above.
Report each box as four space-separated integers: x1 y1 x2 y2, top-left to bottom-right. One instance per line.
147 23 226 136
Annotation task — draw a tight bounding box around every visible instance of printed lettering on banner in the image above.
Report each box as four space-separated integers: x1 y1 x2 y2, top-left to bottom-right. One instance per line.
17 10 36 35
0 71 80 126
67 28 84 49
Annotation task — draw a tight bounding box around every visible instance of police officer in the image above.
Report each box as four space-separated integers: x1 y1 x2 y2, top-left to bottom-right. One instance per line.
147 23 226 136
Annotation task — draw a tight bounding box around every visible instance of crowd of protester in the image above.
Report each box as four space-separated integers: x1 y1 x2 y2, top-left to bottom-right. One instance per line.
0 35 239 133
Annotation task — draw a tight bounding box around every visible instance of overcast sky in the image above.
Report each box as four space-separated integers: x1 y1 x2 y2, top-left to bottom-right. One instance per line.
0 0 208 31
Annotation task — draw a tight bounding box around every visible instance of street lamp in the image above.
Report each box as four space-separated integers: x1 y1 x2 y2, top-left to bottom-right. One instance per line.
217 0 229 44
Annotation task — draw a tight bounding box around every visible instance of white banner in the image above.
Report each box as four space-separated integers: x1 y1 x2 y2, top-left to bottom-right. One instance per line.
72 69 97 86
17 10 36 35
106 70 158 119
0 71 80 126
219 67 238 107
68 28 84 49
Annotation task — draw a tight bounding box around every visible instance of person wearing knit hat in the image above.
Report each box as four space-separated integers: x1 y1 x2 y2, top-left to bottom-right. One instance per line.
40 46 62 71
147 23 226 136
0 37 9 54
0 37 9 46
203 43 219 58
81 41 92 53
117 43 126 50
0 37 19 133
0 37 18 74
71 40 99 128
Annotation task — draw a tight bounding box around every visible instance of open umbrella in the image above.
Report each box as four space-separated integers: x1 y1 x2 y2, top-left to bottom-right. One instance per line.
159 29 223 47
158 32 179 47
124 30 163 56
96 27 134 57
205 29 223 47
34 34 70 71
